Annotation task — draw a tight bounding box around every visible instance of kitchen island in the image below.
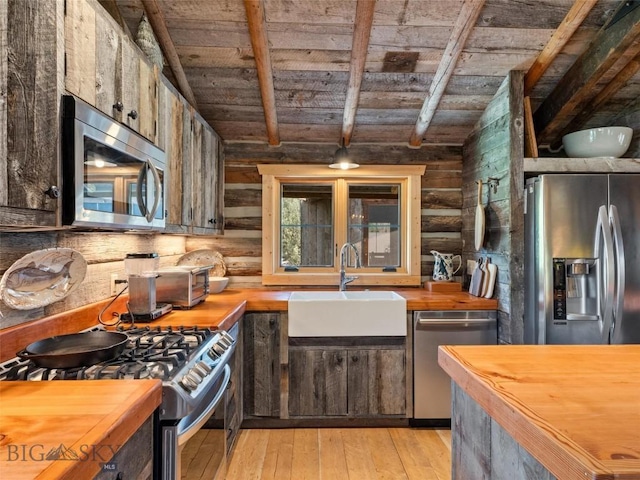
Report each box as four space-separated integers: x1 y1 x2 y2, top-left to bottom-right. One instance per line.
438 345 640 480
0 380 161 479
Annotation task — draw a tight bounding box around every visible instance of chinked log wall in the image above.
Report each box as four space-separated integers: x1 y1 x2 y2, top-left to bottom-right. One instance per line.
462 71 524 345
187 143 464 287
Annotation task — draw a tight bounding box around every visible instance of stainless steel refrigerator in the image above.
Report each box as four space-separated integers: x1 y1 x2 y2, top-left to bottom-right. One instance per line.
524 174 640 344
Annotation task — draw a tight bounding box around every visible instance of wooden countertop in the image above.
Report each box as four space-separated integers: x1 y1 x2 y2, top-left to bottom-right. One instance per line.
0 380 162 479
0 287 497 362
438 345 640 480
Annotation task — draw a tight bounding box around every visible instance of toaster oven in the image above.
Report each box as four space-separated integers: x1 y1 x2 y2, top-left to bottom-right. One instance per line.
155 266 211 308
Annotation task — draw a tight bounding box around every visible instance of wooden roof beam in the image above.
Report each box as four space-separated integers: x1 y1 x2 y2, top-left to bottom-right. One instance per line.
244 0 280 146
534 1 640 145
524 0 599 96
409 0 485 148
561 50 640 134
341 0 376 147
141 0 198 108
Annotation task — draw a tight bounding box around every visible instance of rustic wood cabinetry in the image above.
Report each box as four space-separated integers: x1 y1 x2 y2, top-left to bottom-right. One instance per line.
224 324 242 456
0 1 62 228
242 312 407 422
161 83 223 234
65 0 158 143
243 312 283 418
288 341 406 417
93 415 154 480
1 0 224 233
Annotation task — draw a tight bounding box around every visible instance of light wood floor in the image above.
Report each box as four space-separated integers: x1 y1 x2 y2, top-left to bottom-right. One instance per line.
217 427 451 480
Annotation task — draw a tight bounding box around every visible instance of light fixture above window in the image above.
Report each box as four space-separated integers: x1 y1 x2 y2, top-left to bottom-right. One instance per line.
329 141 359 170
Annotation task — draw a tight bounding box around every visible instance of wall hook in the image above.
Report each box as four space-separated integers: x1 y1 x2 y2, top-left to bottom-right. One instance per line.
486 177 499 194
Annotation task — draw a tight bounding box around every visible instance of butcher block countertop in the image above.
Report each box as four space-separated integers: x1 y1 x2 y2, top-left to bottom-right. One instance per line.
0 287 496 363
438 345 640 480
0 380 161 480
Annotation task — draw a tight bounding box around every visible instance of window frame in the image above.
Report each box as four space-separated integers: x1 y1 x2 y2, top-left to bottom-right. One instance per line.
258 164 425 287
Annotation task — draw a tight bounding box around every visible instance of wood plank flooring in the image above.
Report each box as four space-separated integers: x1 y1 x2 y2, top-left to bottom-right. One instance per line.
203 427 452 480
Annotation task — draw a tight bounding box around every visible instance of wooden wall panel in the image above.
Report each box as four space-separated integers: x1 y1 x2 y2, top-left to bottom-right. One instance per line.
0 232 186 330
462 71 524 344
187 143 463 287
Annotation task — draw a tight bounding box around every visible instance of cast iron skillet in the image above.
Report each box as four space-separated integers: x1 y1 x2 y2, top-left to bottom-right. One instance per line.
17 331 129 369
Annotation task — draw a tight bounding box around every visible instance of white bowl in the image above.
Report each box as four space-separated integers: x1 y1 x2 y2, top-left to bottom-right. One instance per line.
562 127 633 158
208 276 229 294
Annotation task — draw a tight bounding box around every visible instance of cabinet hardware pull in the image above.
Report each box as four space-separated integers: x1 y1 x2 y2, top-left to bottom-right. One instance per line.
112 101 124 112
128 110 138 120
44 186 60 199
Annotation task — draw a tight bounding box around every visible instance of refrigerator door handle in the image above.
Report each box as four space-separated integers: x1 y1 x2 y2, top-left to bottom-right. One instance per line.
609 204 625 344
594 205 615 343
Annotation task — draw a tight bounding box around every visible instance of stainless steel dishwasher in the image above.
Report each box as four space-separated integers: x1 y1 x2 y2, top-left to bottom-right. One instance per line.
412 310 497 426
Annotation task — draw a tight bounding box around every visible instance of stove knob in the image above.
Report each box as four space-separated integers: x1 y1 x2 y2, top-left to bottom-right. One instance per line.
213 343 227 356
219 332 234 347
185 371 203 386
196 361 212 375
179 375 198 392
192 363 209 378
208 347 220 359
188 368 204 382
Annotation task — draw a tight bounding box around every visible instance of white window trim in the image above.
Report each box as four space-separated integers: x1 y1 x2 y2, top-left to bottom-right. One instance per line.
257 164 425 287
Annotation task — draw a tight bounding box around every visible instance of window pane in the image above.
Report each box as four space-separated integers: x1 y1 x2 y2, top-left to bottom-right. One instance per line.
348 184 401 267
281 184 333 267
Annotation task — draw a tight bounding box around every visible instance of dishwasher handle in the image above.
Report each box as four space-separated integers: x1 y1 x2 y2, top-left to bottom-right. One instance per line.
416 318 496 330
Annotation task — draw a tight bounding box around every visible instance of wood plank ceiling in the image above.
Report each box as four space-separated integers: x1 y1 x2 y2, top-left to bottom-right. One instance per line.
109 0 639 151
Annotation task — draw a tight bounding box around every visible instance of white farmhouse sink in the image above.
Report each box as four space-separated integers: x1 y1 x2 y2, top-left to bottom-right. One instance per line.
288 290 407 337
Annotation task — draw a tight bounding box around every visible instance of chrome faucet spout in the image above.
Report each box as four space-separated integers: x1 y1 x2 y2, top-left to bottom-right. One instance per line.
339 243 361 291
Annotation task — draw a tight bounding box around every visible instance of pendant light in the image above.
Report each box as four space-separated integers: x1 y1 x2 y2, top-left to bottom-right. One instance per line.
329 140 359 170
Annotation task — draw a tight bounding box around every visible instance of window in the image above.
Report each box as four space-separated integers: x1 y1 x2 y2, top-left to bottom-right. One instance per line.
258 165 425 286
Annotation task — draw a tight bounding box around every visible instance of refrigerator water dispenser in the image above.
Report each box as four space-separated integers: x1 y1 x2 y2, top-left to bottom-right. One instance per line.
553 258 598 322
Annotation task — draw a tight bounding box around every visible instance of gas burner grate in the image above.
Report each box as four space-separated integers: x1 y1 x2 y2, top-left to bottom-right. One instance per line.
0 326 221 382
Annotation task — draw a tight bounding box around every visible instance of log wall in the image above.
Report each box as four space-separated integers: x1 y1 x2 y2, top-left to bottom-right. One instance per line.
0 232 186 330
187 143 464 288
462 71 524 344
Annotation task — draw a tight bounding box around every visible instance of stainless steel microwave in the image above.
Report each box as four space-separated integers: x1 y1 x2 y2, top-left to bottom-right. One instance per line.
61 95 167 230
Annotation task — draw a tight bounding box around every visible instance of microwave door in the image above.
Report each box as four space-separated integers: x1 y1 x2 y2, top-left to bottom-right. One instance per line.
70 123 155 229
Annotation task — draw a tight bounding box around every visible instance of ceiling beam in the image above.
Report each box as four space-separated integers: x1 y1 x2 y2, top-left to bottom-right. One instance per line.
562 50 640 134
524 0 598 96
409 0 485 148
533 1 640 145
141 0 198 108
341 0 376 146
244 0 280 146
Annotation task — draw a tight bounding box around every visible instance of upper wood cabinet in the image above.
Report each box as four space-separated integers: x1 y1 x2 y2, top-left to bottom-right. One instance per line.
65 0 158 143
160 78 222 235
0 0 62 229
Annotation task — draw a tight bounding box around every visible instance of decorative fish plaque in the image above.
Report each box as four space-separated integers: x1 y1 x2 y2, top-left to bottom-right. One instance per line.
0 248 87 310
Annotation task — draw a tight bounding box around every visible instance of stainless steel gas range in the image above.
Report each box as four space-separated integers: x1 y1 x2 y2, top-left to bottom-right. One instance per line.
0 323 237 480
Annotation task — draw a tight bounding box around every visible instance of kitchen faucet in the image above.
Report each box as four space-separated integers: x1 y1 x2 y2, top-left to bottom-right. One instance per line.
339 243 361 291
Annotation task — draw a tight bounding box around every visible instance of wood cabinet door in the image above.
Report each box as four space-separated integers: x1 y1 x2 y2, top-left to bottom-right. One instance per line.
243 313 281 417
289 348 348 416
348 348 406 416
190 112 220 234
65 1 158 143
1 0 60 226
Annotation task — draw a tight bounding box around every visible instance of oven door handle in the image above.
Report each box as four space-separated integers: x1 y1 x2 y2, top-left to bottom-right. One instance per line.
177 365 230 446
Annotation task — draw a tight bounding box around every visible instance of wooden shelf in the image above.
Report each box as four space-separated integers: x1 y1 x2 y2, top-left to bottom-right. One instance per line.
524 157 640 173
